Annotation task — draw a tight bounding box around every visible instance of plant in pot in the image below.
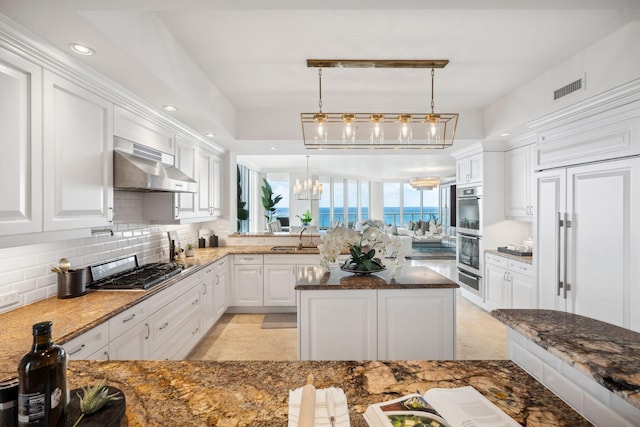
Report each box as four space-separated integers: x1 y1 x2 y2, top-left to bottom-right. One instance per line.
261 178 282 226
185 244 195 257
237 165 249 232
296 210 313 226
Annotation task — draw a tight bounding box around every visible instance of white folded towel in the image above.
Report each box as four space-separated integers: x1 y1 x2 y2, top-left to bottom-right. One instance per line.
288 386 350 426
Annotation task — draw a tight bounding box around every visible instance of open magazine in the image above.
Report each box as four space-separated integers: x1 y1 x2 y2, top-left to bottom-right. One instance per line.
363 386 521 427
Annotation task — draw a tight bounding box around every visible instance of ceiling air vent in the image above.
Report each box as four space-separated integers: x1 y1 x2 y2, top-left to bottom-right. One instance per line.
553 76 584 101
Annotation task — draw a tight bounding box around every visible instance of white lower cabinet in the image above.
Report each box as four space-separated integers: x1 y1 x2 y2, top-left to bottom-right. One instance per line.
485 253 535 311
63 270 205 361
298 289 377 360
212 258 229 319
298 288 456 360
378 289 455 360
263 264 296 306
64 322 109 360
202 264 216 331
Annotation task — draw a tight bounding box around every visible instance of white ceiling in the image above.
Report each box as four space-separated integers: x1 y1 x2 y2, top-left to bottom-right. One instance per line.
1 0 639 179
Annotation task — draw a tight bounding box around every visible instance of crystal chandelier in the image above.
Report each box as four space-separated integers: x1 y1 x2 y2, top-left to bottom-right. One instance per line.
301 59 459 149
409 177 441 190
293 156 323 200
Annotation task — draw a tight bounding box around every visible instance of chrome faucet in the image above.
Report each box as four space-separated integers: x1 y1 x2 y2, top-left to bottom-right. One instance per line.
298 227 307 249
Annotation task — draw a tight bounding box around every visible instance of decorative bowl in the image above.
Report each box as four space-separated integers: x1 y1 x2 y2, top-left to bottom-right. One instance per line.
340 265 386 275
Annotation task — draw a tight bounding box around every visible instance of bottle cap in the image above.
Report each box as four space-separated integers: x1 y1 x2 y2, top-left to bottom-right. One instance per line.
32 321 53 336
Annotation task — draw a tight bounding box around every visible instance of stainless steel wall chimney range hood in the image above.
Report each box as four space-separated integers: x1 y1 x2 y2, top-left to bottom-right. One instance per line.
113 137 197 193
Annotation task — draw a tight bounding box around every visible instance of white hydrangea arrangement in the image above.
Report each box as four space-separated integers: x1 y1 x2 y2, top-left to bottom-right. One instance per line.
318 219 407 278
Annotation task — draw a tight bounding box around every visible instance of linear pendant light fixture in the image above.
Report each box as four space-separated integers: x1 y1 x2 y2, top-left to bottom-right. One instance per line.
301 59 459 149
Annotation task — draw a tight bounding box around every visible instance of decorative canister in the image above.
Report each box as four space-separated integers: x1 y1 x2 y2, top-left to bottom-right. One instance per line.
57 268 86 298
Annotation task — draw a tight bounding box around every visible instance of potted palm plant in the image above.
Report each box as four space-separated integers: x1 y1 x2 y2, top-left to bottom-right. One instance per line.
261 178 282 225
296 210 313 226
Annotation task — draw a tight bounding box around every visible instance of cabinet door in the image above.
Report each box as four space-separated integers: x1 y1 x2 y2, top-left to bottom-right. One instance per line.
233 265 263 305
175 138 197 219
43 71 113 231
505 145 533 218
510 270 535 309
114 105 174 154
196 149 213 217
264 264 296 306
109 321 150 360
63 323 109 360
468 153 483 183
378 289 455 360
213 264 228 318
566 158 639 329
298 289 377 360
535 169 567 312
211 155 223 217
201 264 216 331
456 158 469 184
0 48 42 235
485 262 508 311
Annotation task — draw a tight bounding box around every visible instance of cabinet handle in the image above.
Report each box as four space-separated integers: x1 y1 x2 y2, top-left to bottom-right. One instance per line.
260 266 262 276
122 313 136 323
192 327 199 335
175 206 179 219
108 207 114 223
68 344 86 355
159 322 169 330
557 212 563 297
202 283 207 294
145 323 150 339
563 212 572 299
104 350 110 361
192 298 199 305
205 268 212 274
215 274 220 285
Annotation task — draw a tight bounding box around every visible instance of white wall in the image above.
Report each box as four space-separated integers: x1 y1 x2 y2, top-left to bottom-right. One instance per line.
484 21 640 138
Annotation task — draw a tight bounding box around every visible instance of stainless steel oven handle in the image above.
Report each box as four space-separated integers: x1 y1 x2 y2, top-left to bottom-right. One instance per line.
458 269 480 280
458 233 480 240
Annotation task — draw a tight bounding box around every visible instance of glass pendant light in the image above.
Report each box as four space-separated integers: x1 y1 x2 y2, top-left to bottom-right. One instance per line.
370 114 384 144
341 114 356 143
397 114 412 144
313 68 328 144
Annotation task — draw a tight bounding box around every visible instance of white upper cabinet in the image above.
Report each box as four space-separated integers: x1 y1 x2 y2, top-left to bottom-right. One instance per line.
456 152 483 185
197 148 223 219
42 71 114 231
175 136 197 219
0 47 42 235
504 143 535 219
113 105 174 154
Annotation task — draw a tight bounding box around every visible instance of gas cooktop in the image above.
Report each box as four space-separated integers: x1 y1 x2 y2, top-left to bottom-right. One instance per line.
87 255 184 290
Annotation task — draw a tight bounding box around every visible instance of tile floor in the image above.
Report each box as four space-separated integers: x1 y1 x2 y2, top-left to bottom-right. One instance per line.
187 259 507 361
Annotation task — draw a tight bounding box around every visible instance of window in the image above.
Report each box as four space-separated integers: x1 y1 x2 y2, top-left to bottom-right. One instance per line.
317 177 370 229
383 181 440 227
265 172 290 226
237 164 251 233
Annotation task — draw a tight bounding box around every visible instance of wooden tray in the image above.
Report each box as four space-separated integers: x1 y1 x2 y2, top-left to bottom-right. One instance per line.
497 246 532 256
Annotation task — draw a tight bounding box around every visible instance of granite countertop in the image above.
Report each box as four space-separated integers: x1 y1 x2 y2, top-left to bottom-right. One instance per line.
486 249 533 265
492 309 640 410
63 359 591 426
0 246 322 378
295 266 459 290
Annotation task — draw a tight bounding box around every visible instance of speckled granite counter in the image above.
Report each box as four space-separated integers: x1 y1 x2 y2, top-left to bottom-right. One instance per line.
0 246 321 378
485 249 533 264
64 359 591 426
295 266 459 290
493 309 640 412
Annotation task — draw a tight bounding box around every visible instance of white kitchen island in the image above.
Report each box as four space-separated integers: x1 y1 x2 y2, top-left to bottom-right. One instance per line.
296 266 459 361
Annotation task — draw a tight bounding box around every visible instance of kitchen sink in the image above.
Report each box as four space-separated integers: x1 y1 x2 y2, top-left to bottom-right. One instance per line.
270 245 318 252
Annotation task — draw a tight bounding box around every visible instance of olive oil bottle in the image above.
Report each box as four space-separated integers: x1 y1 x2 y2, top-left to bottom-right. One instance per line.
17 321 68 426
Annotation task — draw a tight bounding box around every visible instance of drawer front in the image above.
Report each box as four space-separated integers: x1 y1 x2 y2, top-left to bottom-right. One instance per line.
509 260 534 277
148 270 202 313
263 254 319 265
486 253 508 267
148 285 202 353
63 322 109 360
234 254 263 265
109 300 148 340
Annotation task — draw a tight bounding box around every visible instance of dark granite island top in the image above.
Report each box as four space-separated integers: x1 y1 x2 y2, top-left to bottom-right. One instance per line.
65 359 591 426
295 265 460 290
493 309 640 417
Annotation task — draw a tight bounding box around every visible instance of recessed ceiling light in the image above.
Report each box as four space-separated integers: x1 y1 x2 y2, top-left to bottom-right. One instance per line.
500 133 510 137
162 105 177 112
68 43 95 56
205 132 216 138
270 146 278 151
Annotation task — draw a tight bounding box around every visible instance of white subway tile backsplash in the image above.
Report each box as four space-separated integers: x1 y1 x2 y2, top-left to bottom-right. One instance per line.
24 265 47 280
0 270 23 287
24 288 48 305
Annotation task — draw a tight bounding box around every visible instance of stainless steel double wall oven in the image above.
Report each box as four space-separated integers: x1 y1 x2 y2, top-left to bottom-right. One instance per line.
456 186 482 297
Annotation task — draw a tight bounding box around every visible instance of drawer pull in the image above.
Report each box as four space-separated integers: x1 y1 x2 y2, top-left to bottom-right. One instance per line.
145 323 150 339
104 351 110 361
192 299 199 305
122 314 136 323
159 322 169 330
205 269 212 274
192 327 199 335
68 344 86 355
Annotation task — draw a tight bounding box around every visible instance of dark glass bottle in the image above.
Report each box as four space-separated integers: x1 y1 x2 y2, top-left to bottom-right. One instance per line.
17 321 68 427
